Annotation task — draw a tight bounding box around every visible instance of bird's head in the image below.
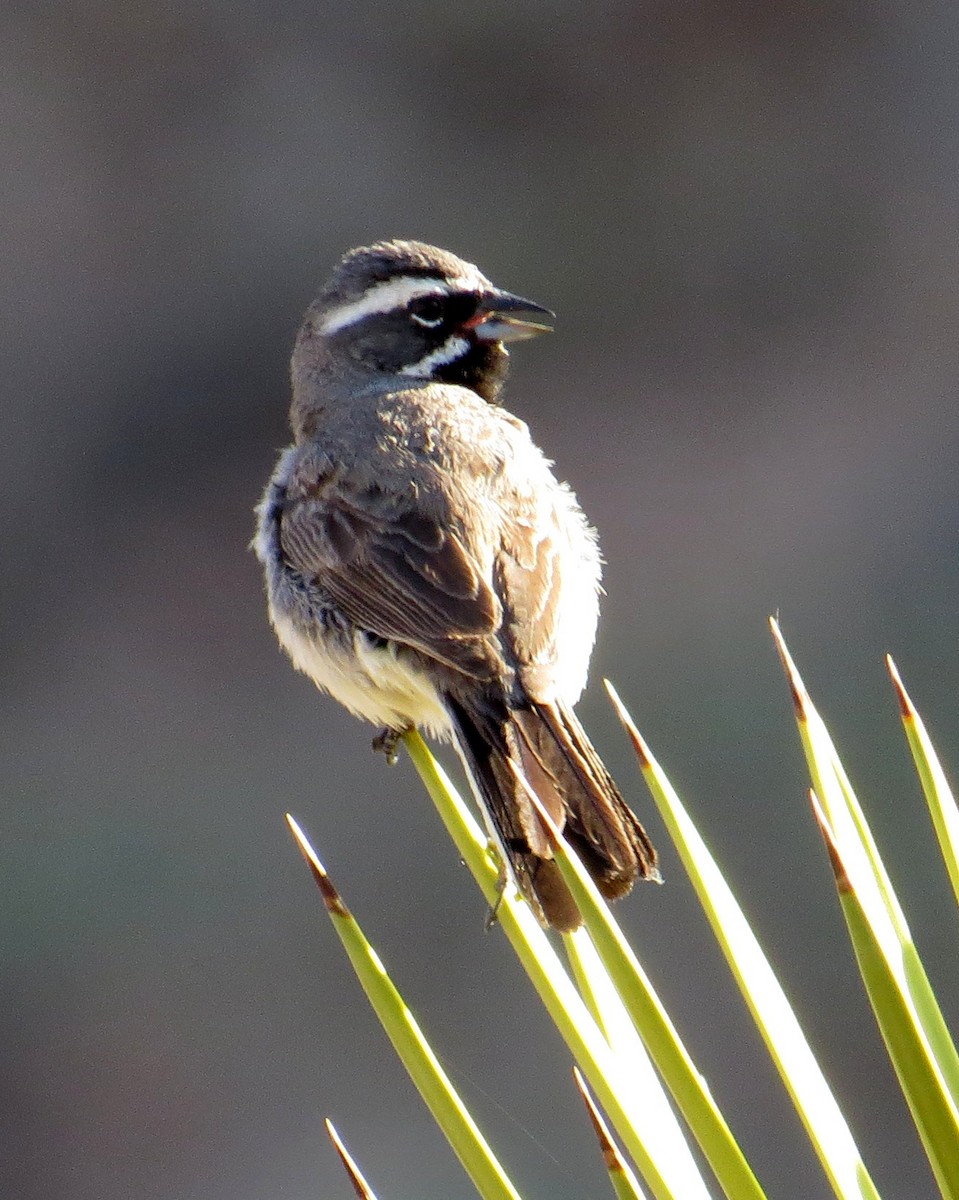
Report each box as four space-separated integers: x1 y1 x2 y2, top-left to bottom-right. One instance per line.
293 240 553 407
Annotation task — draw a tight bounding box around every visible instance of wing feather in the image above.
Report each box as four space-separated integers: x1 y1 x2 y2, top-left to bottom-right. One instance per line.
278 465 502 679
277 434 584 695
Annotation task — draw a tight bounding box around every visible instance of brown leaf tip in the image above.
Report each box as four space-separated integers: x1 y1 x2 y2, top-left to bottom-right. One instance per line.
885 655 914 720
769 617 810 722
325 1119 375 1200
506 757 561 847
808 791 851 893
604 679 652 768
572 1067 625 1174
285 814 350 917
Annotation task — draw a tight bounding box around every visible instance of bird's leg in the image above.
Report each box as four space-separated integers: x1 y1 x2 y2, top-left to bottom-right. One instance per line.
484 862 509 931
371 726 407 766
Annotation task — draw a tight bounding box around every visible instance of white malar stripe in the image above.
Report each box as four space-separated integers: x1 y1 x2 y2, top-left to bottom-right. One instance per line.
399 335 469 377
321 273 482 335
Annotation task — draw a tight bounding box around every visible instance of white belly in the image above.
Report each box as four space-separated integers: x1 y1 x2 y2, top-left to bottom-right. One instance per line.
269 602 453 738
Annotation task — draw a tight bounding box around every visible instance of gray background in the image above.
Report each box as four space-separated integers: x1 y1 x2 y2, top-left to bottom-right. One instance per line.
4 2 959 1197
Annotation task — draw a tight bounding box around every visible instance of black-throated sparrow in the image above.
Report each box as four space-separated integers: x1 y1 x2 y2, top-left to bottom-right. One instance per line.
255 240 658 930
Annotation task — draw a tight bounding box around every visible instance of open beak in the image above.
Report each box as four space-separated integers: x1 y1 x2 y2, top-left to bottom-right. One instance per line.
467 289 555 343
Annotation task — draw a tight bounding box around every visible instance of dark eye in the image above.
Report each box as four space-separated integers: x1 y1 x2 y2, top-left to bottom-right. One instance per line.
409 295 445 327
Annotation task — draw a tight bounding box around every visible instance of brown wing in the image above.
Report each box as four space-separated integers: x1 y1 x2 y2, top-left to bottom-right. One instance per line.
494 498 568 689
278 463 503 679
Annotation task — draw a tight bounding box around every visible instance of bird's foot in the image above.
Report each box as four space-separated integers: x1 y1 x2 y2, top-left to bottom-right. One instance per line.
372 726 407 766
484 862 509 931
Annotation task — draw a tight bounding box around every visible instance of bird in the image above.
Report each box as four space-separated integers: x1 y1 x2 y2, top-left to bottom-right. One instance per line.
254 240 658 930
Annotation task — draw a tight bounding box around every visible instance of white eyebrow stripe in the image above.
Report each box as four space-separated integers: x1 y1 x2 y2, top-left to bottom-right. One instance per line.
398 335 470 377
320 273 482 335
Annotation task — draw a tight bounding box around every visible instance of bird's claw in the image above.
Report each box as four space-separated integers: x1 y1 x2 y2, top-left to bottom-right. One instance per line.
372 727 405 765
484 862 509 931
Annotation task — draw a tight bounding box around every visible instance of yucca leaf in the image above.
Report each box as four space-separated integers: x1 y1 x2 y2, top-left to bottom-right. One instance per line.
573 1067 648 1200
325 1119 380 1200
770 626 959 1112
812 796 959 1198
512 760 768 1200
286 816 523 1200
403 731 711 1200
606 680 880 1200
887 656 959 911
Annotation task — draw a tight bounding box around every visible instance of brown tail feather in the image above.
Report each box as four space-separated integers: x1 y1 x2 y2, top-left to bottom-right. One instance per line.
518 703 659 898
447 695 581 930
447 695 658 931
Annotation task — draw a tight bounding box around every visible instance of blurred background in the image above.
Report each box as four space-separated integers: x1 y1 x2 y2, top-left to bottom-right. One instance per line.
4 1 959 1196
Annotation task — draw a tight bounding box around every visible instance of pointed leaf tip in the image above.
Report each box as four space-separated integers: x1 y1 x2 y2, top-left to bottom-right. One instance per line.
506 758 563 850
285 814 349 916
768 618 809 720
286 813 325 872
325 1120 377 1200
808 791 851 893
885 655 914 720
572 1067 621 1172
604 679 652 768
